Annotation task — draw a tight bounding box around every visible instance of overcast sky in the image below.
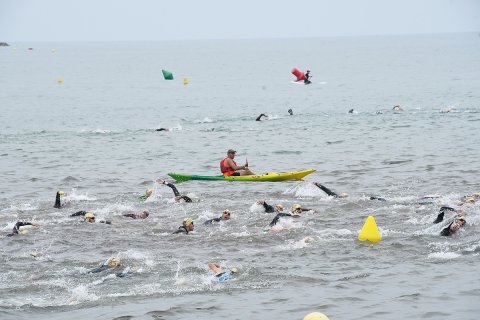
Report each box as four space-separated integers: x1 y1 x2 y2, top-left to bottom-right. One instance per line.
1 0 479 41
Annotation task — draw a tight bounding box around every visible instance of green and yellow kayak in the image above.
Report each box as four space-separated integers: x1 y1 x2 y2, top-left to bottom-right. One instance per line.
168 169 316 183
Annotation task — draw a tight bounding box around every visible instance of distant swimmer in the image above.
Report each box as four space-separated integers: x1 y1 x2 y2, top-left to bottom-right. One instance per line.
393 105 404 111
157 179 197 202
208 263 238 282
256 113 268 121
433 206 457 224
457 195 478 206
204 209 231 225
440 108 453 113
123 210 149 219
256 199 284 213
138 188 154 201
290 203 313 214
220 149 254 176
6 222 40 237
54 191 67 208
304 70 311 84
348 109 354 114
173 217 194 234
269 211 299 227
369 196 387 201
288 109 293 115
70 211 111 224
156 128 170 131
313 183 349 198
89 257 130 277
439 215 466 237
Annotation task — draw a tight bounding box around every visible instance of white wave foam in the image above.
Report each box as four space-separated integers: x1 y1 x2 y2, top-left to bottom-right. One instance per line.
195 117 214 123
9 203 38 211
249 203 266 213
69 189 97 201
427 252 461 260
69 284 99 304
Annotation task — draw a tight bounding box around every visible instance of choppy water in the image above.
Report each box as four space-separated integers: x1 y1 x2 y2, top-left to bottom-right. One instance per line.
1 33 479 320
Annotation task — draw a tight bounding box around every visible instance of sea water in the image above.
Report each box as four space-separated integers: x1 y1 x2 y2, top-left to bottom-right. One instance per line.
0 33 479 319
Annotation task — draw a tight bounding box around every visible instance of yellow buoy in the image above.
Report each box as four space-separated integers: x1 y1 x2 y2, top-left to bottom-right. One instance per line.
304 312 330 320
358 215 381 242
57 76 63 84
183 77 188 85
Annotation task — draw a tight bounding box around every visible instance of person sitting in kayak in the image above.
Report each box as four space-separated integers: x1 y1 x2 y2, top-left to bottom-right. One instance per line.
256 113 268 121
220 149 254 176
156 179 195 202
208 263 238 282
304 70 311 84
173 217 194 234
256 199 284 213
313 183 349 198
6 221 40 237
54 191 68 208
204 209 231 225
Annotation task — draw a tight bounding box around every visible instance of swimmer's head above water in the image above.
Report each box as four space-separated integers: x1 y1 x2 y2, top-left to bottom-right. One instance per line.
84 212 95 223
221 210 231 220
183 217 194 231
107 257 121 268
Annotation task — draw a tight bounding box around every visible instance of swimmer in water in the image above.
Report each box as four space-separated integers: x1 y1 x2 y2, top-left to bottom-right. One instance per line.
304 70 311 84
269 211 299 227
256 113 268 121
156 179 196 202
256 199 284 213
369 196 387 201
54 191 67 208
155 128 170 131
348 109 354 114
440 215 466 237
138 188 154 201
288 109 293 115
268 203 308 227
393 105 403 111
433 206 457 224
89 257 130 277
123 210 150 219
208 263 238 282
6 222 40 237
173 217 194 234
70 211 111 224
457 195 478 206
290 203 313 215
204 209 231 225
313 183 349 198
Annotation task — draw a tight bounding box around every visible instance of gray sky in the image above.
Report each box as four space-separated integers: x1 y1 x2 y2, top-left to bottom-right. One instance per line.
1 0 479 41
